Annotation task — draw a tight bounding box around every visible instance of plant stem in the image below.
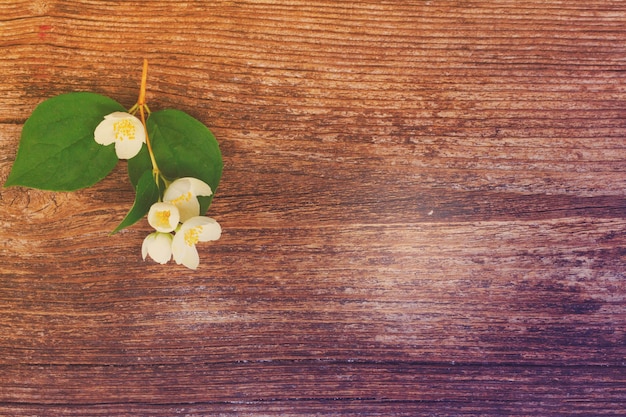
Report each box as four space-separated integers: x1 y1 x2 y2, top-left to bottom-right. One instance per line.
136 59 162 184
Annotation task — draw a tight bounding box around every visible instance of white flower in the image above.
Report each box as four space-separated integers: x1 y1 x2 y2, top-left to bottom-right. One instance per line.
163 177 213 223
142 232 173 264
94 112 146 159
147 202 180 233
172 216 221 270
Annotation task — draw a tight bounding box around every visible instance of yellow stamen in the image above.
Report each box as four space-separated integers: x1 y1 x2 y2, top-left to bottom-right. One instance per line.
113 119 136 141
170 191 192 205
155 210 171 228
184 227 201 247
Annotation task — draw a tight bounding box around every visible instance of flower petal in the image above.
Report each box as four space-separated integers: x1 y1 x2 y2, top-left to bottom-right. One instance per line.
171 194 200 223
172 231 200 270
148 202 180 233
94 118 116 146
114 136 144 159
141 233 155 260
187 177 213 196
149 233 173 264
181 245 200 270
142 232 173 264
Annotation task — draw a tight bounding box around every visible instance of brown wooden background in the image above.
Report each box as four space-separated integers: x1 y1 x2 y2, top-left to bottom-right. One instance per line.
1 1 625 415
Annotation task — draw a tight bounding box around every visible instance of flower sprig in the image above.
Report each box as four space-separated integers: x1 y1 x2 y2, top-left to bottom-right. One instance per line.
142 177 221 269
4 60 223 269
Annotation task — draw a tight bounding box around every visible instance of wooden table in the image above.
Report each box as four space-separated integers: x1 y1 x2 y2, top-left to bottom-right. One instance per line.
1 1 625 415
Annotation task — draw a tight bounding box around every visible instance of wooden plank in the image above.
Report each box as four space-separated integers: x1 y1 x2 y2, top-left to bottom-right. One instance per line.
1 218 624 365
1 363 625 406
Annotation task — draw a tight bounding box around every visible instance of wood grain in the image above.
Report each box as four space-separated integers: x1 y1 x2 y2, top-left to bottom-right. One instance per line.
1 1 625 415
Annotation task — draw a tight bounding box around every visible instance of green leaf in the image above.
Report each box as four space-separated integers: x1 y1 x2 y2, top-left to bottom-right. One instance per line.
112 169 159 234
4 92 125 191
128 144 152 188
129 109 223 214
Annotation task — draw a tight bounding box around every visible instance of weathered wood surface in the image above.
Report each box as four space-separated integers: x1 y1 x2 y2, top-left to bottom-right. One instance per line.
1 1 625 415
